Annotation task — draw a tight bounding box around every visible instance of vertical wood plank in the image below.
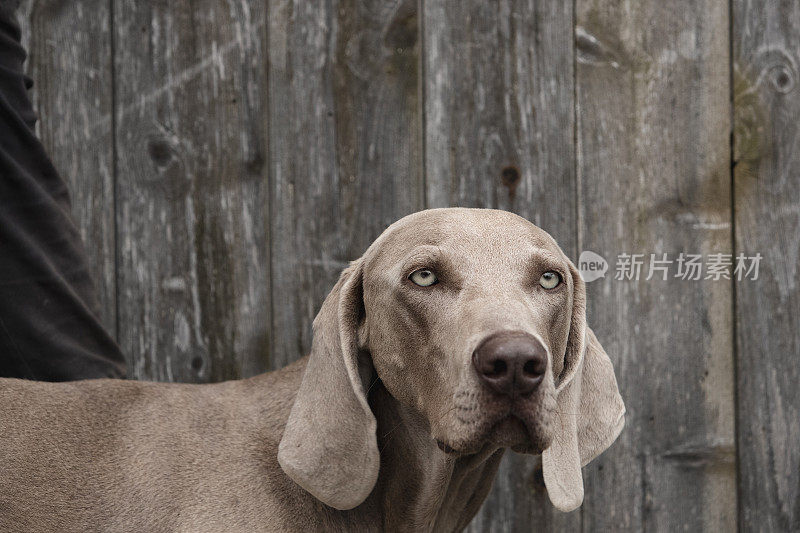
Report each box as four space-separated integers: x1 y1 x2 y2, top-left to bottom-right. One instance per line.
17 0 117 335
575 2 736 531
733 0 800 529
423 1 579 530
268 0 423 369
114 0 270 382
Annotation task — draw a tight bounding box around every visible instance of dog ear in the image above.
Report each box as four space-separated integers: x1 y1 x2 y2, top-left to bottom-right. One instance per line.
542 260 625 512
278 259 379 510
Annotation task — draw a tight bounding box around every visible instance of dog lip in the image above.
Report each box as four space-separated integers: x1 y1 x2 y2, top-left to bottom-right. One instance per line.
435 411 535 456
485 413 537 448
447 396 543 453
436 439 457 454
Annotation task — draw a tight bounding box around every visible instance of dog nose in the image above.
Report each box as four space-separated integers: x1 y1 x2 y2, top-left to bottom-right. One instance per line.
472 332 547 397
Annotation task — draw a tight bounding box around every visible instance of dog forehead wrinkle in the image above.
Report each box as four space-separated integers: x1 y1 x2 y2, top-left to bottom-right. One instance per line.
365 208 550 255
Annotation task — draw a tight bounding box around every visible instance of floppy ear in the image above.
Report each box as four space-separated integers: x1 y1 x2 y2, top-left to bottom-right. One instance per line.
277 259 379 510
542 260 625 512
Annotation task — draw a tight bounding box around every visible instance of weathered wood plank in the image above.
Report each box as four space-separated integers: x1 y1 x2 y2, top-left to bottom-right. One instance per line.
423 1 579 530
575 2 735 531
20 1 786 529
113 0 270 381
17 0 117 335
267 0 423 369
733 0 800 530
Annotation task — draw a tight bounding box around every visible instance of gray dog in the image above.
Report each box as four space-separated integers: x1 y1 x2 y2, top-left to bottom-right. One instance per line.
0 208 624 532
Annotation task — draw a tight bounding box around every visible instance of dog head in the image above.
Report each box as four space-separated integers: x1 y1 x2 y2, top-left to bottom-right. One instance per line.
278 208 624 512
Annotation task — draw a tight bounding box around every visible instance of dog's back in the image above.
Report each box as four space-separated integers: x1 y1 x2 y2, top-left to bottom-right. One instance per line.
0 358 373 532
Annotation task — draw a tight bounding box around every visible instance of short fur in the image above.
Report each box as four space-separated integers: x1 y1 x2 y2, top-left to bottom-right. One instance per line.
0 208 624 532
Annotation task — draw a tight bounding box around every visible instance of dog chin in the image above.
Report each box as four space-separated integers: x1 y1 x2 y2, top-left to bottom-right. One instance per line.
487 415 551 454
437 414 550 456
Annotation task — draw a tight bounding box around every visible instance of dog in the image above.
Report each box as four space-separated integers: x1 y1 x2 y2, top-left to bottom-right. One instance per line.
0 208 624 532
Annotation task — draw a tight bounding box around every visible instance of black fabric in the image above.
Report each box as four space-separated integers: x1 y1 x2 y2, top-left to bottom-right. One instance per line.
0 3 126 380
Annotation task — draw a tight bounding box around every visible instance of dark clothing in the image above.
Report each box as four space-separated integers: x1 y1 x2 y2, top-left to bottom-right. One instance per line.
0 3 126 380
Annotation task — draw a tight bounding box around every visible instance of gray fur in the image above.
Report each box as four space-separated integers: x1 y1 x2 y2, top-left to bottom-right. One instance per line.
0 208 624 532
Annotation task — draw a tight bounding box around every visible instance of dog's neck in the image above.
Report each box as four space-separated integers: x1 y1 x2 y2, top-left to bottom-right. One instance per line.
368 382 505 532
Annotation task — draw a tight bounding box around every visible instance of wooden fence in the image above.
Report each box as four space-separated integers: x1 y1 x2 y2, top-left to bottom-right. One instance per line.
17 1 799 531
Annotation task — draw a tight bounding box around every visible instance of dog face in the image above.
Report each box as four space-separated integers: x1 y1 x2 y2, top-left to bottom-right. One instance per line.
361 209 572 456
278 208 624 513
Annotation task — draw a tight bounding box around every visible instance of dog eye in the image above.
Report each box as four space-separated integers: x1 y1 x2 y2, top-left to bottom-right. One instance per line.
539 271 561 289
409 269 438 287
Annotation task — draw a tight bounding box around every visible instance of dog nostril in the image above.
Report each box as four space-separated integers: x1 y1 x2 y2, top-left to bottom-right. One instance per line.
523 360 535 375
523 355 547 378
490 359 507 376
522 359 547 377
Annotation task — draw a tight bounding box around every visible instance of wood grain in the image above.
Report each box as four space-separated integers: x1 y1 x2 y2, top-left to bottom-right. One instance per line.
17 0 117 334
113 0 271 381
267 0 423 369
18 0 800 529
422 1 579 530
733 0 800 530
575 1 736 531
